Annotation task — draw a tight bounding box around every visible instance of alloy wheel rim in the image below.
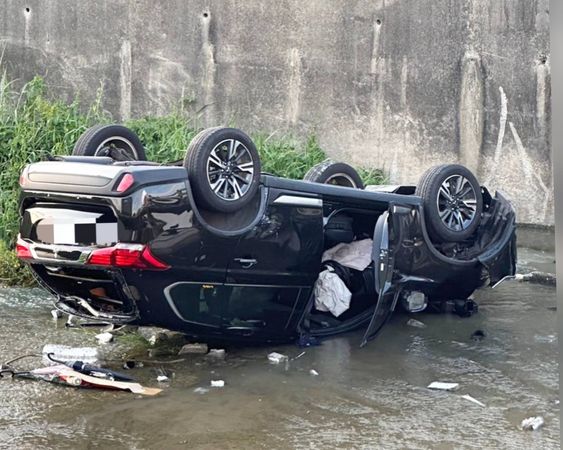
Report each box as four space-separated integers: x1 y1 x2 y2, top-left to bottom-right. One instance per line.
95 137 138 160
206 139 254 201
325 173 357 188
436 174 478 232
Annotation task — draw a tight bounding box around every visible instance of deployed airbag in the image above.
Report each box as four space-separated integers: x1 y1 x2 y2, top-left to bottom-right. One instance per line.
322 238 373 271
314 266 352 317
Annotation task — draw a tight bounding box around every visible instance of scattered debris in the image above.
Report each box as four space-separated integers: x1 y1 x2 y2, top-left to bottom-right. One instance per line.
293 351 306 360
95 332 114 344
66 315 76 326
471 330 486 341
206 349 225 359
51 309 62 320
3 354 161 396
30 365 161 395
407 318 427 329
515 271 556 286
309 369 319 376
520 416 544 431
178 343 209 355
137 327 186 347
461 394 486 407
296 334 321 348
156 375 169 383
193 387 209 394
100 324 116 333
210 380 225 387
268 352 289 364
42 344 99 365
427 382 459 391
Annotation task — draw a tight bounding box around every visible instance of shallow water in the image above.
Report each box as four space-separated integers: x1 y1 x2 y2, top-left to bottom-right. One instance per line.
0 248 558 449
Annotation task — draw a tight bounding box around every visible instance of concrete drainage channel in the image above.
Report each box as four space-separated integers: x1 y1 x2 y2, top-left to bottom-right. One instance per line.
0 244 558 449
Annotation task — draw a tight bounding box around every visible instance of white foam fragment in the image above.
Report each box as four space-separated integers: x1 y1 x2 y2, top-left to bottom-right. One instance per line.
521 416 544 431
407 318 427 328
210 380 225 387
268 352 288 364
309 369 319 376
95 332 113 344
461 394 486 407
427 382 459 391
157 375 169 382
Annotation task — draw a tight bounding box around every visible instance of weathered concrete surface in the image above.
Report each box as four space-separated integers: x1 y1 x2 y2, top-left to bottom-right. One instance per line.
0 0 552 224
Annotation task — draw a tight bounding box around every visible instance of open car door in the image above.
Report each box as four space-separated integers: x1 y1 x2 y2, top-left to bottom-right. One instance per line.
360 206 407 347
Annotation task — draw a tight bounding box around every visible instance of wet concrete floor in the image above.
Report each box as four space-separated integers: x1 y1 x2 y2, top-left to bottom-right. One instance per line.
0 246 558 449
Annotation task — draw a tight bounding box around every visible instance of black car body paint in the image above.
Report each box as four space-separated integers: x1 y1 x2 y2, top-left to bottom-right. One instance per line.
17 158 517 346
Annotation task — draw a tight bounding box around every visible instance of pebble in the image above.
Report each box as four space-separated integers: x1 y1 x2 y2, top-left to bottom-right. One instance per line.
178 343 209 355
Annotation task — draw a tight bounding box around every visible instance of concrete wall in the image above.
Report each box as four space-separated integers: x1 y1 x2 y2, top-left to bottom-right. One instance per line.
0 0 552 224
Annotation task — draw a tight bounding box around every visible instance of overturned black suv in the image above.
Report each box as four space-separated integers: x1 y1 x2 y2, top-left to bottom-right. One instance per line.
16 126 516 346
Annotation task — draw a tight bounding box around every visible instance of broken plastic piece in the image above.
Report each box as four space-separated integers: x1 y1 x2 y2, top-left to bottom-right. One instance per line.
194 387 209 394
157 375 169 383
407 318 427 329
30 365 161 395
207 349 226 359
268 352 288 364
51 309 62 320
427 382 459 391
520 416 544 431
461 394 486 407
309 369 319 376
210 380 225 387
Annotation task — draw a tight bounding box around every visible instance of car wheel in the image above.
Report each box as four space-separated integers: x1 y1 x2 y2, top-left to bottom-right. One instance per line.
73 125 146 160
303 160 364 189
415 164 483 243
184 127 261 212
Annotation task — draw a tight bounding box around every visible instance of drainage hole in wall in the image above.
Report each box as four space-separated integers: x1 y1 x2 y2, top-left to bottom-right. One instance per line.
25 7 30 13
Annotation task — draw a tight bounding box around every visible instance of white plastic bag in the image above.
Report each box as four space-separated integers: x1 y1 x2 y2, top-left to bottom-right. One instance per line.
314 267 352 317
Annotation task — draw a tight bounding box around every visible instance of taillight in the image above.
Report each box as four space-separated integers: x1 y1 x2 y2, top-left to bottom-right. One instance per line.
19 174 27 188
16 237 33 259
115 173 135 193
87 244 169 270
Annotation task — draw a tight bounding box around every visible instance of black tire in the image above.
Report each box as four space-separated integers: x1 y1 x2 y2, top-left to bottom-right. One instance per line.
184 127 261 212
73 124 146 160
303 160 364 189
415 164 483 243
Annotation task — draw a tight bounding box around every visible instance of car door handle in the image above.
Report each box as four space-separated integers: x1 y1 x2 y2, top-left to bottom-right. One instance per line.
234 258 257 269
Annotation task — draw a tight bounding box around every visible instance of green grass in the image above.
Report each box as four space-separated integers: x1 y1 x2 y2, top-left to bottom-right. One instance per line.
0 241 35 286
0 73 386 286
